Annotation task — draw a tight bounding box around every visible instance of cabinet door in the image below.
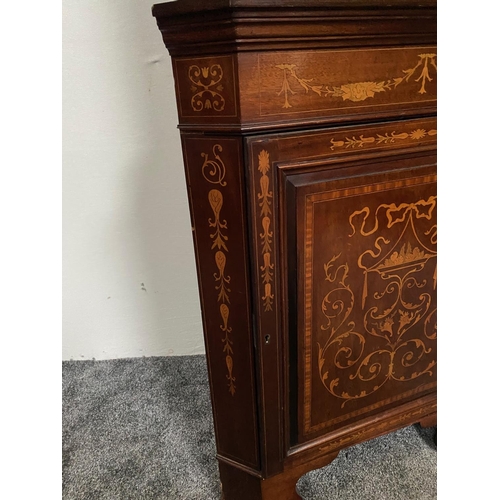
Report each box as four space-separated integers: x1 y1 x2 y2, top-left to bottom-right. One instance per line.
247 119 437 458
287 152 436 447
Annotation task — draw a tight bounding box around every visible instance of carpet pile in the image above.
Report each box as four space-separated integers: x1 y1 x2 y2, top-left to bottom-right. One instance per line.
62 355 436 499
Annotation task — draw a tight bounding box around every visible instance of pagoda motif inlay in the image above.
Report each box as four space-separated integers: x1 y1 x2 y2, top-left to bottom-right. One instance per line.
317 196 437 408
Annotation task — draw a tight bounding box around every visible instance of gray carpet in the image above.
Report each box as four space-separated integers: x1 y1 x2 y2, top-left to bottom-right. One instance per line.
62 355 436 499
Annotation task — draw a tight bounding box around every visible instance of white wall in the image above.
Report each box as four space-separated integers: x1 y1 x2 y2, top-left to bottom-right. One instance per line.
62 0 204 360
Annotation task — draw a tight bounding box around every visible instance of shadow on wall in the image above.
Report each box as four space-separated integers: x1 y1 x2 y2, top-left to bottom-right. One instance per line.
62 0 203 360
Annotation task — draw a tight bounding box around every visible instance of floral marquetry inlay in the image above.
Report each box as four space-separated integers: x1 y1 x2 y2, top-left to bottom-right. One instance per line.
257 150 274 312
317 195 437 409
208 190 228 251
188 64 226 112
201 145 236 395
330 128 437 151
276 53 437 109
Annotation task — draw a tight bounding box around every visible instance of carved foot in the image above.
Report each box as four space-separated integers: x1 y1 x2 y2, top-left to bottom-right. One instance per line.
261 472 303 500
219 452 339 500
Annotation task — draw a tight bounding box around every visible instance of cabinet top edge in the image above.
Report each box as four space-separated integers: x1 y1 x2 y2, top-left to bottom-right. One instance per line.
152 0 436 55
152 0 437 18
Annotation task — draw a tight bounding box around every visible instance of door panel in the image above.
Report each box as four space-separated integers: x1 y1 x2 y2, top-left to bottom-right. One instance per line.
282 153 437 446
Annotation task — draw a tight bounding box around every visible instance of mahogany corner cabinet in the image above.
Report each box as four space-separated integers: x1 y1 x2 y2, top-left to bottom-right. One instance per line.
152 1 437 498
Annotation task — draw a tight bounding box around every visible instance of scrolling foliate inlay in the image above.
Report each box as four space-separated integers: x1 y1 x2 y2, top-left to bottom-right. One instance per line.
202 146 235 395
201 145 227 186
257 150 274 312
277 53 437 109
318 196 437 408
330 128 437 151
188 64 226 112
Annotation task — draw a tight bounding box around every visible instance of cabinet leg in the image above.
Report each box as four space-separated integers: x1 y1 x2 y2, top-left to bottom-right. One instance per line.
219 452 339 500
261 474 303 500
219 462 300 500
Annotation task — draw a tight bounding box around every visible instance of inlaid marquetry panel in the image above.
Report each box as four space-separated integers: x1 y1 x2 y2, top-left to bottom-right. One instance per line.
174 55 238 120
238 47 437 126
278 117 437 163
181 136 260 468
291 161 437 441
245 142 284 475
